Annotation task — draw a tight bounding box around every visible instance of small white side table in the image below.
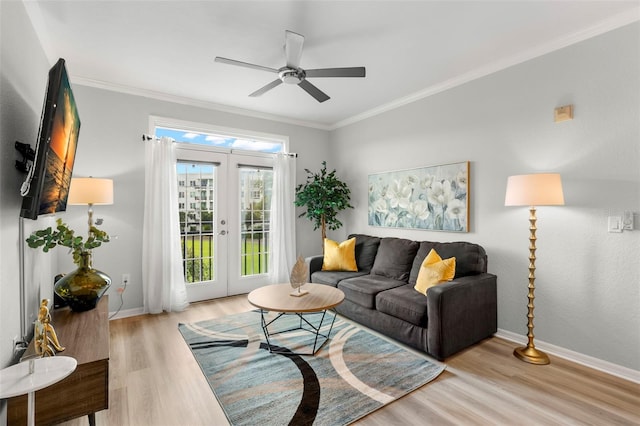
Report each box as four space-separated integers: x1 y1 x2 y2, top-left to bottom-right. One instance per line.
0 356 77 426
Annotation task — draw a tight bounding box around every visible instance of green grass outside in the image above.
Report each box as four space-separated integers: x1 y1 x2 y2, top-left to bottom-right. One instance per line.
181 236 268 282
240 238 268 276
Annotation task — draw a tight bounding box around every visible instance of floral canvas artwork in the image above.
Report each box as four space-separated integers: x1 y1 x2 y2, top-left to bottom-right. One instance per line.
368 162 469 232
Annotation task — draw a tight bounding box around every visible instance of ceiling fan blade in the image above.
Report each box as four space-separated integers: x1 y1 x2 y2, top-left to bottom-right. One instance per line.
305 67 366 78
214 57 278 74
285 30 304 69
298 80 330 103
249 79 283 97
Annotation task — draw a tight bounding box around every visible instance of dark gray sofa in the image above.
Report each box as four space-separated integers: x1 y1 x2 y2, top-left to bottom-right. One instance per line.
307 234 497 360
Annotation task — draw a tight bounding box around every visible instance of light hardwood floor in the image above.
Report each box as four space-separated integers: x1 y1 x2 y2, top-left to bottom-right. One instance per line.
59 295 639 426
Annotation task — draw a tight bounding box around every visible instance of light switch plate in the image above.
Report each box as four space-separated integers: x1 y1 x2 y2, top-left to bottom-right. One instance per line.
608 216 623 233
622 211 634 230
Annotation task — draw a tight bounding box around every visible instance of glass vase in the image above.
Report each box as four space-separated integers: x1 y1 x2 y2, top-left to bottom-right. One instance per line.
54 252 111 312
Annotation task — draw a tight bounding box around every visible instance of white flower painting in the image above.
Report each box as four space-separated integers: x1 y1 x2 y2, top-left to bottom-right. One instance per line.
368 162 469 232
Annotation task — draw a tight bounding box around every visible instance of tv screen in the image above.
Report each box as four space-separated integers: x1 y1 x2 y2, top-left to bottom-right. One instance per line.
20 58 80 220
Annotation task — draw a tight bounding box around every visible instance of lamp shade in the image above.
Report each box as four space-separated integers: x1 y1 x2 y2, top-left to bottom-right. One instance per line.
67 177 114 205
504 173 564 207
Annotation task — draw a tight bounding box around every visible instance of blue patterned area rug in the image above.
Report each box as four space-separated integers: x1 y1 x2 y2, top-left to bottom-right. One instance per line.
178 310 445 426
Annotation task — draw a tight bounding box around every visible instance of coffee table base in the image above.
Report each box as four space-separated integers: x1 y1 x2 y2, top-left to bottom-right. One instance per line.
259 310 338 356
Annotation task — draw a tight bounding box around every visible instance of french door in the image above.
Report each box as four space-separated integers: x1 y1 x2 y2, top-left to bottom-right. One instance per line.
175 146 273 302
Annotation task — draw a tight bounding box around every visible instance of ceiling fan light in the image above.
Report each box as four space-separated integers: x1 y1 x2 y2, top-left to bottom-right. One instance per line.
279 69 303 84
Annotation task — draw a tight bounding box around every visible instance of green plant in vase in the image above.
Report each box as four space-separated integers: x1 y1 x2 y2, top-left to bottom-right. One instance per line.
295 161 353 251
27 218 112 312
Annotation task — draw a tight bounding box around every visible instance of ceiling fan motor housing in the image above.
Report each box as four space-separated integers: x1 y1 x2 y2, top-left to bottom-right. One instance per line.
279 67 305 84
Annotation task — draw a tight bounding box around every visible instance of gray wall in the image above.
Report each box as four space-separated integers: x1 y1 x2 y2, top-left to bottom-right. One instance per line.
330 23 640 370
56 84 330 314
0 0 57 370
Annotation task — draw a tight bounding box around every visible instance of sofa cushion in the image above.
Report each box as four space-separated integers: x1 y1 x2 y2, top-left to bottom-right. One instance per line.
338 275 407 309
311 270 368 287
322 238 358 271
376 284 429 327
409 241 487 284
348 234 381 273
414 249 456 295
370 237 419 282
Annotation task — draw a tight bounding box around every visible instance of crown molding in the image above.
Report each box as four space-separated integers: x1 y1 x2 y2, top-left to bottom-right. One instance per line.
331 10 640 130
71 76 332 131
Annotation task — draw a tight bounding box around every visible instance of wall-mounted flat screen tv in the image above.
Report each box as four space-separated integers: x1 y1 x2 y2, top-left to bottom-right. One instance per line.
20 58 80 220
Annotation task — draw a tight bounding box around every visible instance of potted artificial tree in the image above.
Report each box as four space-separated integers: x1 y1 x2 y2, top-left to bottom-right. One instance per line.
295 161 353 251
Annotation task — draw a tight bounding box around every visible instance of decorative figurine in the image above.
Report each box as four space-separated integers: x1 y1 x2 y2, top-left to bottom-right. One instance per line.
289 255 309 297
34 299 65 356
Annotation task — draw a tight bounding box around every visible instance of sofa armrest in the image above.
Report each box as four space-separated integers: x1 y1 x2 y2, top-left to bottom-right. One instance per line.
305 255 324 282
426 273 497 360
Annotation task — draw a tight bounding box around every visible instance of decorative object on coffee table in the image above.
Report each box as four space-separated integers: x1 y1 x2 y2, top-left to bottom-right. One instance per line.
295 160 353 251
289 255 308 296
505 173 564 365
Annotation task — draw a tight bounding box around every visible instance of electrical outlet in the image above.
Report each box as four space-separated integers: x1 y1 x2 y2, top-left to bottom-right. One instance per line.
122 273 130 286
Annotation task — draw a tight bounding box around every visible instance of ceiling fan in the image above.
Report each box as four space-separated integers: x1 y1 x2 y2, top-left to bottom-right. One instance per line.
215 30 366 103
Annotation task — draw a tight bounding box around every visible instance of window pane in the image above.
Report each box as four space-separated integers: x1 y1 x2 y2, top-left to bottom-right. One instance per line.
239 167 272 276
177 161 216 284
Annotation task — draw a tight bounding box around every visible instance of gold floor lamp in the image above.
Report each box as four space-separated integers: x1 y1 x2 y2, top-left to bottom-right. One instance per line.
505 173 564 365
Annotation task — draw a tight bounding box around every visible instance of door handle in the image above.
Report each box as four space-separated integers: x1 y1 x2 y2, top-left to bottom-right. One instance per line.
218 230 227 236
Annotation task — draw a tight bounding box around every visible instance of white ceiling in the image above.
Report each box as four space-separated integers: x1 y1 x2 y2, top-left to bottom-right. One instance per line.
25 1 639 129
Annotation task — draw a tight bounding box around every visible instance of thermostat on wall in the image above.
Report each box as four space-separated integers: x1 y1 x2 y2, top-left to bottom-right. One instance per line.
554 105 574 122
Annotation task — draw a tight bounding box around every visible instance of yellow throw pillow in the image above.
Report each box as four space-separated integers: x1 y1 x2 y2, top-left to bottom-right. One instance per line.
414 249 456 295
322 238 358 272
423 247 443 265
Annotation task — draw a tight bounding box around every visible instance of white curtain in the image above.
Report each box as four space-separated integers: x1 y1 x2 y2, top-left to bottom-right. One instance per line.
142 136 189 313
268 153 297 283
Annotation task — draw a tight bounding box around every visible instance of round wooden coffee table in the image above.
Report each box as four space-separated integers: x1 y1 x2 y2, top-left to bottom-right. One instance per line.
248 283 345 355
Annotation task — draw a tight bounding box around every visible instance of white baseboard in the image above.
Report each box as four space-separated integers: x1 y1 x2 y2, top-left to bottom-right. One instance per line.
496 329 640 384
108 307 145 320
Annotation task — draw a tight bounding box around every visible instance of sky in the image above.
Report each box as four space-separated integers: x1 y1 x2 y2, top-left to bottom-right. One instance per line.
155 127 282 153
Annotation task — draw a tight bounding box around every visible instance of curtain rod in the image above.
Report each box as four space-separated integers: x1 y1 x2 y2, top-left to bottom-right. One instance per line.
141 134 297 157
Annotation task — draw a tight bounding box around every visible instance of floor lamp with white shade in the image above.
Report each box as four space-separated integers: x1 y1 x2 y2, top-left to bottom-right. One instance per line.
505 173 564 365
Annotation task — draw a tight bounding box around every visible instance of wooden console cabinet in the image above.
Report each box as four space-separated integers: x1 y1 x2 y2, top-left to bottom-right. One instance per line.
7 296 110 425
